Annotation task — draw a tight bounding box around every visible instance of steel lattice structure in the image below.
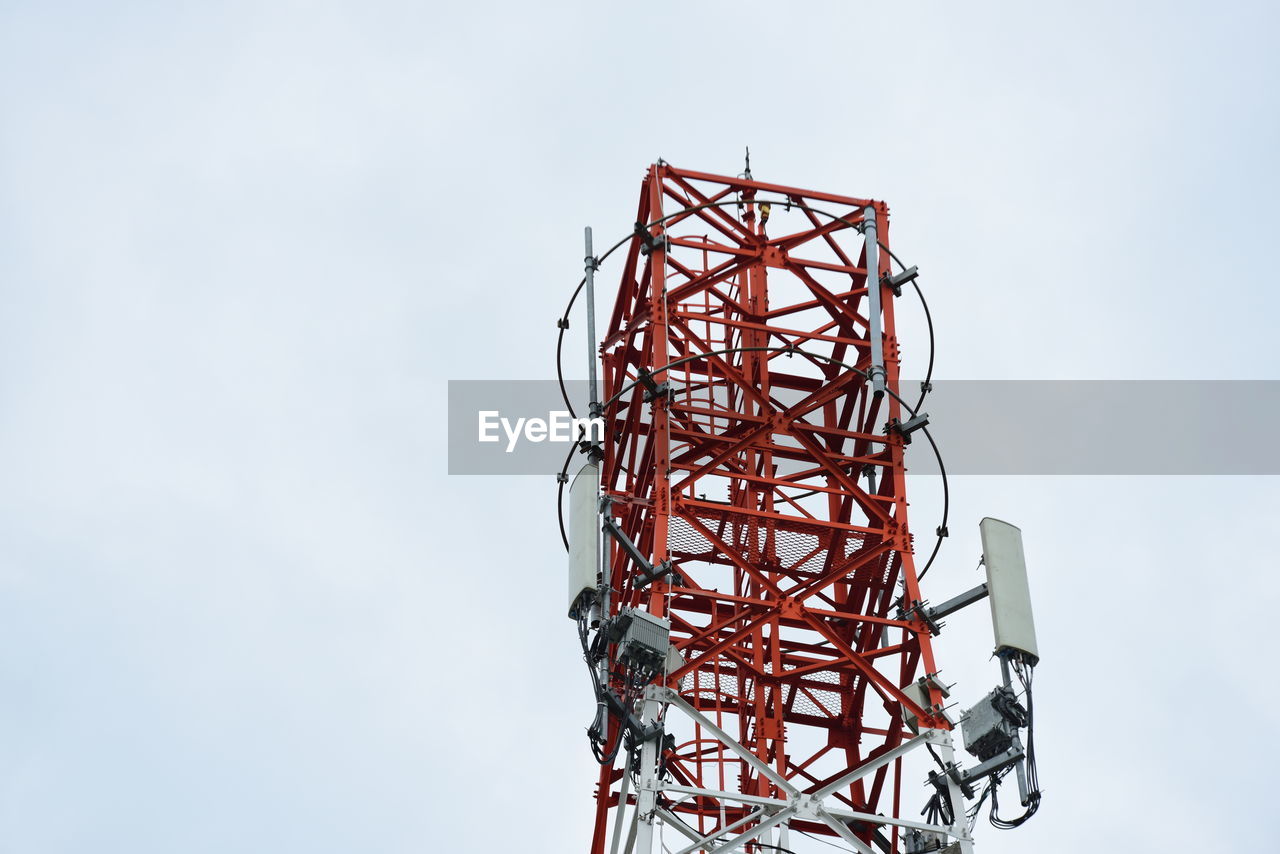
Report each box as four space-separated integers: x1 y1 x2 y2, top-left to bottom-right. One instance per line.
577 164 970 854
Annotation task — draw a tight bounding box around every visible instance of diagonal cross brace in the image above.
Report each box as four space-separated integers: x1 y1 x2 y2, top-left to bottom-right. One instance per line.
653 686 798 796
646 698 966 854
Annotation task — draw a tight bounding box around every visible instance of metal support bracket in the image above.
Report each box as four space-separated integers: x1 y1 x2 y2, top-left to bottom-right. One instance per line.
881 265 919 297
636 224 670 256
861 462 878 492
636 368 674 403
643 382 672 404
925 583 990 624
898 599 942 636
601 513 678 588
957 745 1026 787
886 412 930 445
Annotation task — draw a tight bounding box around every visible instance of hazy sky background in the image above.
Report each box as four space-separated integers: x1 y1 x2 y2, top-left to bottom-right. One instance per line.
1 1 1277 852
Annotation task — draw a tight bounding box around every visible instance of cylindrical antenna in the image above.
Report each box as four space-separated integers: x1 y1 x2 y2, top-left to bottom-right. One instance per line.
584 227 601 417
863 206 886 397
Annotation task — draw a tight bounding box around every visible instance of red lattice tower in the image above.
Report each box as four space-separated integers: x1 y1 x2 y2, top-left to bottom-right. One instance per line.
587 163 954 853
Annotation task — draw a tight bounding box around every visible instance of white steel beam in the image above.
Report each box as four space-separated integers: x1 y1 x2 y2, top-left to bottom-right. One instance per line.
811 732 932 801
631 696 664 854
630 689 972 854
609 759 632 854
705 809 790 854
654 808 702 844
673 806 767 854
653 686 798 796
816 806 879 854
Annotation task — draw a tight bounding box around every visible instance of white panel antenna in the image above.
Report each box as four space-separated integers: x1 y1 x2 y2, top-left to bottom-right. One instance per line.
980 517 1039 663
567 463 599 618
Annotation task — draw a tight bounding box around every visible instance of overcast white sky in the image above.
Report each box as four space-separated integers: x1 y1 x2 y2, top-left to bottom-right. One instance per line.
1 2 1277 852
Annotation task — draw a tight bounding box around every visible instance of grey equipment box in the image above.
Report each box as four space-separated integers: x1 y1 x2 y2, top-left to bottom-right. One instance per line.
901 674 952 733
961 685 1024 761
617 608 671 672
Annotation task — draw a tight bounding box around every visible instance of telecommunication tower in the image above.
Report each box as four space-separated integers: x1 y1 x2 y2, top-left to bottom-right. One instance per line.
558 162 1041 854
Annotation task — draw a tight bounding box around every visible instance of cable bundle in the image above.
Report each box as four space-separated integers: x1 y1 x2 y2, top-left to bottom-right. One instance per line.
988 654 1041 829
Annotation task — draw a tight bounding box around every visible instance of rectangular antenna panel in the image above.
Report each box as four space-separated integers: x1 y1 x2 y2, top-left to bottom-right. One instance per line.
567 463 600 618
980 517 1039 663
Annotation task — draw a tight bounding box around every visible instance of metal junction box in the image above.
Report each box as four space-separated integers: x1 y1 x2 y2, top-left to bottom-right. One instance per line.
961 686 1023 761
901 674 951 733
904 829 945 853
617 608 671 672
904 831 961 854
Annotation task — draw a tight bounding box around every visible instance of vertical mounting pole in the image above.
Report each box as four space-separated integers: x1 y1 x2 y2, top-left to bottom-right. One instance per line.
608 761 632 854
932 731 976 854
863 206 886 398
584 227 609 621
632 694 663 854
1000 654 1031 806
585 227 601 419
